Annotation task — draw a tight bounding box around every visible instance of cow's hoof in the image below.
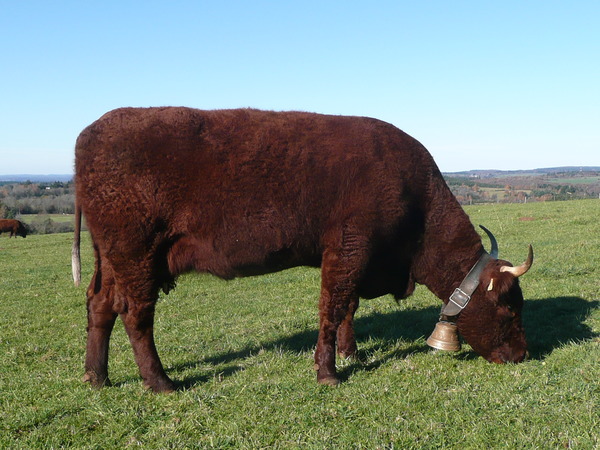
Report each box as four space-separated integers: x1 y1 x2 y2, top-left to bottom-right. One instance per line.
83 371 111 388
143 378 177 393
314 363 340 386
317 376 340 387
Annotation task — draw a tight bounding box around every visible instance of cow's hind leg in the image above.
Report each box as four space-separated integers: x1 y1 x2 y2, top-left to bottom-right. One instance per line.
107 249 176 393
119 296 176 393
83 256 117 388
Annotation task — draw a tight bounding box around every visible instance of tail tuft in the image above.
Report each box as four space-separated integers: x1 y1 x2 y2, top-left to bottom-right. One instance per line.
72 202 82 286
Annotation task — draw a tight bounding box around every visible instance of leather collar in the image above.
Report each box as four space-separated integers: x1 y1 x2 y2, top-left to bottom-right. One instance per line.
441 251 492 317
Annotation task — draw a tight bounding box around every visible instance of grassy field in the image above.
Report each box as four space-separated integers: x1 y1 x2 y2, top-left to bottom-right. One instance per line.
545 176 600 185
18 214 75 224
1 200 599 448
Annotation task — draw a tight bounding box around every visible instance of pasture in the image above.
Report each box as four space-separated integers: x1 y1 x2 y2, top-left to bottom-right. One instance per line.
0 200 598 448
19 213 74 224
545 176 600 185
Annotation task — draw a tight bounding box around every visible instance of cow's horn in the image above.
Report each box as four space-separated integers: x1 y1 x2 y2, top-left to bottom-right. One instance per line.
500 245 534 277
479 225 498 259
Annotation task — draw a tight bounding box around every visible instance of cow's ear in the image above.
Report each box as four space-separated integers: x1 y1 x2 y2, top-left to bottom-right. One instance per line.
487 278 494 291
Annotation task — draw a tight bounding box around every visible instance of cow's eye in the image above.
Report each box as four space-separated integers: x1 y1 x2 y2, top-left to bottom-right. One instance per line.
505 304 517 317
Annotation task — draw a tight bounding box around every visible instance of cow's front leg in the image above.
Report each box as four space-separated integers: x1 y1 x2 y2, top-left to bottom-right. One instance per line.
314 291 341 385
336 295 359 359
315 289 359 385
120 299 176 393
314 244 363 386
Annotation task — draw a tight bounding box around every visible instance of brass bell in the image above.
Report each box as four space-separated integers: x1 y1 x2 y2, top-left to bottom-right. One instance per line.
426 321 461 351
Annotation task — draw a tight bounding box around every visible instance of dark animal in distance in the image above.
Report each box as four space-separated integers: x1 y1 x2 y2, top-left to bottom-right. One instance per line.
0 219 27 238
72 107 533 392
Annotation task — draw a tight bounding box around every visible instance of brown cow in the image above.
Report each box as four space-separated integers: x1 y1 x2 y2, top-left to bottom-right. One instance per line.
72 107 533 392
0 219 27 238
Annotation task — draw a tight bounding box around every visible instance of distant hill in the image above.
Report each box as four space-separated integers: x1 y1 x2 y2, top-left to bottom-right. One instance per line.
444 166 600 178
0 174 73 183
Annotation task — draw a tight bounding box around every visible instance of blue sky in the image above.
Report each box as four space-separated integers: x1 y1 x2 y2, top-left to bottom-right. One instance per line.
1 1 598 174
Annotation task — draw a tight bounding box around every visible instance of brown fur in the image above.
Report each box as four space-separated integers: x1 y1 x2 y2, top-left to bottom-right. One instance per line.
0 219 27 238
73 107 530 391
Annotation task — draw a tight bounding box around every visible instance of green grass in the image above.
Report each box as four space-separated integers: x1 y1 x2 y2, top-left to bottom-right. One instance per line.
1 200 599 448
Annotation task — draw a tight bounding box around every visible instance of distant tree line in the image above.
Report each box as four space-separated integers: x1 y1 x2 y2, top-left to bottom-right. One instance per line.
0 181 75 234
0 181 74 215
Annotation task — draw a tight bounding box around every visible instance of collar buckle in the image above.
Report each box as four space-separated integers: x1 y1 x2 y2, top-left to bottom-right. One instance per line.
448 287 471 311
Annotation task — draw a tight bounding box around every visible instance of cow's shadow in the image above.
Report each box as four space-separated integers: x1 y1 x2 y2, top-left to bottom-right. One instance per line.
174 296 598 389
522 296 598 359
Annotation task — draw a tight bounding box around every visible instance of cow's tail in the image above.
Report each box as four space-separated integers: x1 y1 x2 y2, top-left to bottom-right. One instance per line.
72 201 82 287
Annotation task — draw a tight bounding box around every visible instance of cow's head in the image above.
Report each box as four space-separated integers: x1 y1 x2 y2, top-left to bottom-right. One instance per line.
429 226 533 363
17 222 28 238
458 248 533 363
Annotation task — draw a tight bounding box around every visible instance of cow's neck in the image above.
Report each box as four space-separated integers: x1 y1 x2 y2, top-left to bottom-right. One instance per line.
413 178 483 302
